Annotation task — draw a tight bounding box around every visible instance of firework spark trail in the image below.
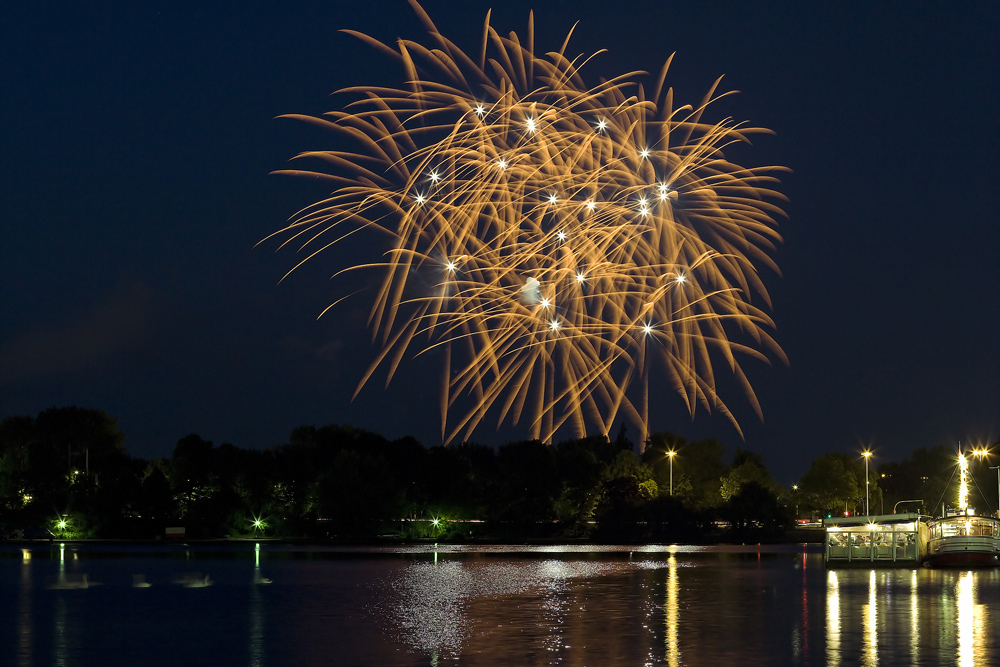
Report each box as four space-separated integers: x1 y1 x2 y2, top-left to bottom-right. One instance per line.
267 2 788 448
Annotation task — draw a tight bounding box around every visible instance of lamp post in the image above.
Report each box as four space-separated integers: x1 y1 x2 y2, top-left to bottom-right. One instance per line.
791 484 799 518
862 451 873 517
667 450 676 496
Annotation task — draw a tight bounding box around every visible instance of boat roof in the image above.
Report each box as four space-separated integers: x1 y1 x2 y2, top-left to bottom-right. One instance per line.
824 512 924 527
928 512 1000 523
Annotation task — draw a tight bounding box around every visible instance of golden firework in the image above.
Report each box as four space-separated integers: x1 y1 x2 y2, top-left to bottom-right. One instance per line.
267 2 787 448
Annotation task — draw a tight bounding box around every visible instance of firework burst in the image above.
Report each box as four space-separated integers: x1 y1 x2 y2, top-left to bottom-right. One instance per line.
266 1 787 448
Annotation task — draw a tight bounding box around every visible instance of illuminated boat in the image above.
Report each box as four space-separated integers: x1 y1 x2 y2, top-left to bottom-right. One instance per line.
924 452 1000 567
824 513 926 566
925 512 1000 567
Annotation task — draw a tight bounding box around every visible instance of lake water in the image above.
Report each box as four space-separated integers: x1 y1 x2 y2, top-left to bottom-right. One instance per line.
1 541 997 666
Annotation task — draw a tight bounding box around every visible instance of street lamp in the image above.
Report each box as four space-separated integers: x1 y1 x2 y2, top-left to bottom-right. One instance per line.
667 450 676 496
862 451 873 516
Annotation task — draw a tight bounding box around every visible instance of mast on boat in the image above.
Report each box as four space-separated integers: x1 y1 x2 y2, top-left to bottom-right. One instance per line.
958 451 970 515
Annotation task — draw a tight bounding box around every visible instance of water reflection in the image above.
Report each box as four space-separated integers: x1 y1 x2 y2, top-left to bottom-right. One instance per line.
248 542 265 667
391 560 470 656
792 551 809 662
387 557 674 662
385 550 832 664
862 570 877 666
958 571 974 667
9 543 1000 665
823 566 999 667
910 570 919 665
253 541 272 584
957 570 989 667
54 544 67 667
665 553 679 667
389 548 1000 665
827 570 841 665
18 549 32 667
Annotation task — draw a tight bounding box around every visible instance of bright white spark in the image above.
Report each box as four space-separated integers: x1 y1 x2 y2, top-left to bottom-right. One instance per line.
526 117 537 133
595 118 607 132
474 104 486 117
429 171 440 183
585 200 596 212
576 272 586 283
548 194 558 205
549 319 560 331
414 193 426 205
556 230 567 241
639 147 650 159
497 158 508 170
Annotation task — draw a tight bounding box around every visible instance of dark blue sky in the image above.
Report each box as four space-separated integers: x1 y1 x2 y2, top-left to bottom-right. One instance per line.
2 1 998 482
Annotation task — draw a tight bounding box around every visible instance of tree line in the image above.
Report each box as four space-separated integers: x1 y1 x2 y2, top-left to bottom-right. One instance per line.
0 407 994 542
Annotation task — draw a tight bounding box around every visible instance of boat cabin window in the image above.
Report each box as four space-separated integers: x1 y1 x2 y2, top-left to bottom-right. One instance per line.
930 518 999 539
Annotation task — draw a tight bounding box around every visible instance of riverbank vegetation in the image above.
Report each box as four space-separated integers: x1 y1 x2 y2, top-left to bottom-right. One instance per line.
0 407 992 543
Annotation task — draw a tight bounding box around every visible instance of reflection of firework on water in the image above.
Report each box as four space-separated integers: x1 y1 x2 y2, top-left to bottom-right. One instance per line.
267 2 787 447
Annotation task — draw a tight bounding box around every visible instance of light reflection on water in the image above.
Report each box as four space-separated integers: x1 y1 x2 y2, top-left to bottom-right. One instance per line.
3 543 1000 665
862 569 877 666
666 554 679 667
18 549 32 667
827 569 841 664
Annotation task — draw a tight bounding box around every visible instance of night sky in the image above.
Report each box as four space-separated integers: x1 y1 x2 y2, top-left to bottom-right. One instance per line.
3 1 998 482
